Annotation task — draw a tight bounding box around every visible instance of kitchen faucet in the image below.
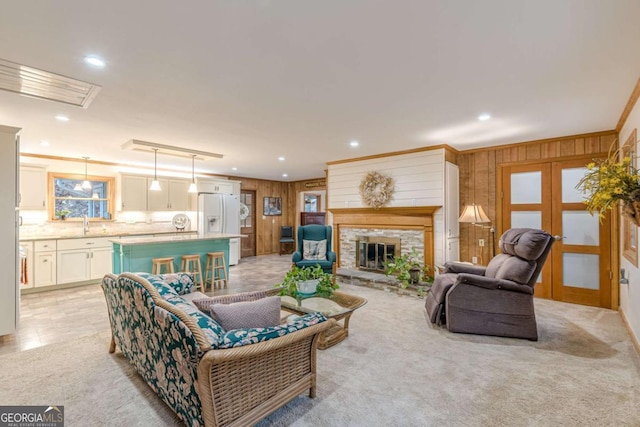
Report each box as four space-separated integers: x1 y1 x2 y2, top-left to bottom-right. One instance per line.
83 215 90 235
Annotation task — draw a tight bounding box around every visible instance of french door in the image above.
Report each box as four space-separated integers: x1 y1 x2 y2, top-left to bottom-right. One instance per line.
501 159 613 308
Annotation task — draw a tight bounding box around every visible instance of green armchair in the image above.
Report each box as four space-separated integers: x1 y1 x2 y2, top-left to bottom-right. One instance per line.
292 225 337 274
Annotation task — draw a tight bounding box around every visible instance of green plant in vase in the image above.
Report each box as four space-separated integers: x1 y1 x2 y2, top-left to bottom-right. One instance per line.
276 264 339 299
55 209 71 220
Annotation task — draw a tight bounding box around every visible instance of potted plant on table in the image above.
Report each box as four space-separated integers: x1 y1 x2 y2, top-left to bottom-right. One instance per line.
276 264 339 299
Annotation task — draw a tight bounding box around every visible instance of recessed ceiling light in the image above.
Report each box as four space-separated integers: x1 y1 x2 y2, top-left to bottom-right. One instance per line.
55 115 69 122
40 140 49 146
84 55 106 68
350 140 359 147
278 156 285 161
231 167 237 171
282 173 288 178
478 113 491 121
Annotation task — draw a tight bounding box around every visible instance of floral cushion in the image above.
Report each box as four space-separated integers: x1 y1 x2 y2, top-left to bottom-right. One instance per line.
218 312 327 349
164 294 225 348
137 272 195 295
103 274 205 426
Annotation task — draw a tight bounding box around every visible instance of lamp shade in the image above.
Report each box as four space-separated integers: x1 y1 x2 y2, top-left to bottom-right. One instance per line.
459 204 491 224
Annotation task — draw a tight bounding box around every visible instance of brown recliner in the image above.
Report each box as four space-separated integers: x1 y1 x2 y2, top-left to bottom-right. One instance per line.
425 228 555 340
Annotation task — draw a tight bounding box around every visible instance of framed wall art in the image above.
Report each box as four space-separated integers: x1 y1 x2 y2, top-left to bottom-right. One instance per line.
263 196 282 216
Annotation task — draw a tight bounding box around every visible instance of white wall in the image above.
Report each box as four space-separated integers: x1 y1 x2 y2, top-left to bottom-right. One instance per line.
327 148 446 264
619 100 640 347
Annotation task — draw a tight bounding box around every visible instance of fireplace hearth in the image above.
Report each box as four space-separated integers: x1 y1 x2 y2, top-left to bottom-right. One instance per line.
356 236 401 273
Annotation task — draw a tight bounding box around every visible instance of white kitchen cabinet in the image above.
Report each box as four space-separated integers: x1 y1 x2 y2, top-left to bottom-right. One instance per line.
34 240 58 288
57 249 91 284
197 179 239 195
90 246 113 280
120 175 148 211
57 237 112 284
34 252 57 287
147 178 190 211
19 165 47 210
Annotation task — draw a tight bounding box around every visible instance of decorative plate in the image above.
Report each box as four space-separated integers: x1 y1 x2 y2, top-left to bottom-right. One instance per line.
172 213 190 230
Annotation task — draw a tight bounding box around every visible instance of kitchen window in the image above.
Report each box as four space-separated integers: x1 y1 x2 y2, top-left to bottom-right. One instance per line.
48 172 115 221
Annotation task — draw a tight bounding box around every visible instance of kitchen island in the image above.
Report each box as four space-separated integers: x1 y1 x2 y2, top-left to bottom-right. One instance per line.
111 233 243 274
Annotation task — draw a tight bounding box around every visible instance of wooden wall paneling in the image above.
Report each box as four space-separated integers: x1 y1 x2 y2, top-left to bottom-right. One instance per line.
600 133 617 153
559 138 576 157
235 176 289 255
526 144 541 160
458 154 470 263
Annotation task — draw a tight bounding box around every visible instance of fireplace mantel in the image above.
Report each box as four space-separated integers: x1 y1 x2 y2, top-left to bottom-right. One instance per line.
329 206 440 269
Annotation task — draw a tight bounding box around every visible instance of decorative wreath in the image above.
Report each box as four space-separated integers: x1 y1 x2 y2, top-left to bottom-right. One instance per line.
239 202 250 220
359 171 395 209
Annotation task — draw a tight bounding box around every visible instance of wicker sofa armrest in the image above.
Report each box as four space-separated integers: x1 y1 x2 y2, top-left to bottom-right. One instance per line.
196 319 335 427
456 273 534 295
443 262 487 276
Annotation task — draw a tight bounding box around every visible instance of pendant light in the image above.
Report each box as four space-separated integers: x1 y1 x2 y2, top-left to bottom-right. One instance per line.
188 154 198 193
149 148 161 191
81 157 92 190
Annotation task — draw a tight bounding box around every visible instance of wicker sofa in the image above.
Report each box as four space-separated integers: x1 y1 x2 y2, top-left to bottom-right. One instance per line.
101 272 334 427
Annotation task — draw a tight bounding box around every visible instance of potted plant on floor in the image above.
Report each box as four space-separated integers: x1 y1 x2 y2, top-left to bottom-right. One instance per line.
276 264 339 298
384 247 426 289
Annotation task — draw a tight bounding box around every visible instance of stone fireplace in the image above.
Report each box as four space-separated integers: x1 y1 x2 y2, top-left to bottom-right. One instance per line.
356 236 401 272
329 206 438 272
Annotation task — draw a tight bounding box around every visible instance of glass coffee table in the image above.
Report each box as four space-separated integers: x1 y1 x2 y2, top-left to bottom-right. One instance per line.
280 291 367 349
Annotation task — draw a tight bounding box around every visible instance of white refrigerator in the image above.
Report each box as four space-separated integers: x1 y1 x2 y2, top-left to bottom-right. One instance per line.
197 193 241 265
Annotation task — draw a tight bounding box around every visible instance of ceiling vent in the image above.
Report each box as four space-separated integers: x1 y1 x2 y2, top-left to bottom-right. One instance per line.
0 58 101 108
122 139 224 161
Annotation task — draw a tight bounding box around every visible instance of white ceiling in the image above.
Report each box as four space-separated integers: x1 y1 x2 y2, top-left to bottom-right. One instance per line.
1 0 639 181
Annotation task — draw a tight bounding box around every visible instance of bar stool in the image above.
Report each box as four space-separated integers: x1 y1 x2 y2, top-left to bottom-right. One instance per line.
180 254 204 292
151 257 175 274
205 252 228 290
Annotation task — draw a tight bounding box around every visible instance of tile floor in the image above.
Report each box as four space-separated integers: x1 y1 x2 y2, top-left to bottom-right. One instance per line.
0 254 293 356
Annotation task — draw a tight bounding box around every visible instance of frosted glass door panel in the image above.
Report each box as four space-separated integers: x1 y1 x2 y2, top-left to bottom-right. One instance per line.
563 253 599 290
511 211 542 229
511 172 541 204
562 211 599 246
562 167 588 203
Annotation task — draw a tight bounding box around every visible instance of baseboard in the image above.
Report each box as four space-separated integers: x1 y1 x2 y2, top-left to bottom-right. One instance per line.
619 307 640 357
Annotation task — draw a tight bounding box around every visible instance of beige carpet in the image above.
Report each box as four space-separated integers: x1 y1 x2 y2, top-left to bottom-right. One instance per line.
1 283 639 426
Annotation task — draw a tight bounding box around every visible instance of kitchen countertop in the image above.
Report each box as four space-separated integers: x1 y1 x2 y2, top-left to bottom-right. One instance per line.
112 233 244 245
19 230 197 242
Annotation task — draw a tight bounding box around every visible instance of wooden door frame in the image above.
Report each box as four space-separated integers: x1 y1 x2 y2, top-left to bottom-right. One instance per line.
497 156 619 309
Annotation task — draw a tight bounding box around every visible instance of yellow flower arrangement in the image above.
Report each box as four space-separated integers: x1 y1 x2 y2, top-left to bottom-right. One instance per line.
576 151 640 222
